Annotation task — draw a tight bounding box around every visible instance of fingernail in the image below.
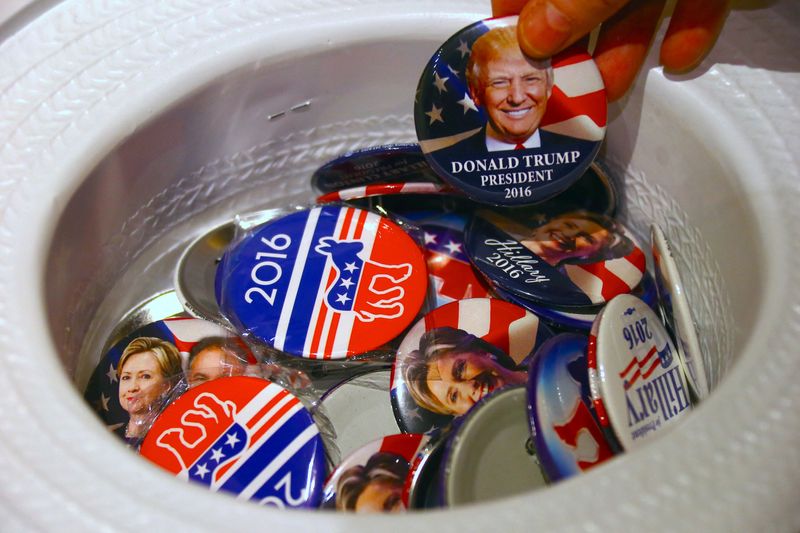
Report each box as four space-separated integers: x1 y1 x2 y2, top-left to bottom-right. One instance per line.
521 2 573 57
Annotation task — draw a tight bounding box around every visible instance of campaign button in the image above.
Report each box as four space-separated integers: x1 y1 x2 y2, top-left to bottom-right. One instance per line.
495 271 659 332
414 16 606 206
140 376 325 508
311 143 441 194
176 209 286 328
404 427 451 509
216 206 428 359
414 212 494 308
440 386 548 506
527 334 615 482
321 433 429 512
83 315 248 446
587 294 693 451
315 182 452 205
317 369 399 460
391 297 553 434
465 210 646 310
651 224 709 400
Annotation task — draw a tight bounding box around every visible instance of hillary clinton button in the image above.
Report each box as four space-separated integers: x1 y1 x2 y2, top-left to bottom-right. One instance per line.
415 16 606 206
465 210 646 310
495 272 659 332
651 224 709 400
311 143 440 194
217 206 428 359
587 294 692 450
84 316 247 445
321 433 428 512
391 297 553 434
527 334 614 481
140 376 325 508
440 386 548 506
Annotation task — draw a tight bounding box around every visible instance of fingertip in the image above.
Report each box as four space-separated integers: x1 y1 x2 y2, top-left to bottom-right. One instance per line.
492 0 529 17
517 0 573 59
660 0 729 72
594 46 641 102
659 28 716 72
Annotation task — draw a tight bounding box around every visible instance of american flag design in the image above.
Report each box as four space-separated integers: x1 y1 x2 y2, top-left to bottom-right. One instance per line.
390 297 553 434
316 182 451 204
321 433 428 511
414 16 606 205
84 317 246 435
586 295 691 450
419 219 492 308
528 334 614 481
220 206 427 359
562 235 646 305
140 377 325 508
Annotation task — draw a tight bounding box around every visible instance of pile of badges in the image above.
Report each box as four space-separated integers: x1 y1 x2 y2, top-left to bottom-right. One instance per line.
82 15 710 513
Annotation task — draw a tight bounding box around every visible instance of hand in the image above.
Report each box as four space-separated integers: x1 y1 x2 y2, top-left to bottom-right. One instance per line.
493 0 730 101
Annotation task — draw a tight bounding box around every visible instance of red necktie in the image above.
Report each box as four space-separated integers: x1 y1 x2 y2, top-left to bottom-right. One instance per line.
514 143 525 150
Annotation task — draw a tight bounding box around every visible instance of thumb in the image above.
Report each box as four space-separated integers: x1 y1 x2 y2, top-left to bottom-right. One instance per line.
517 0 631 58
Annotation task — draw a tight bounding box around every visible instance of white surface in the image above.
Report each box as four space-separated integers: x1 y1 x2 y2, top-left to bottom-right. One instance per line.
320 371 399 460
0 1 798 532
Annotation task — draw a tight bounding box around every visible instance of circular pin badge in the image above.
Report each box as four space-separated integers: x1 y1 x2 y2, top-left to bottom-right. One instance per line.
495 271 659 332
175 209 288 327
587 294 693 450
311 143 440 194
415 16 606 206
217 205 428 359
321 433 429 512
318 369 399 459
651 225 709 400
84 316 248 445
404 427 451 509
466 209 646 310
527 334 615 482
414 212 493 308
391 297 553 434
140 376 325 508
316 182 452 205
440 386 548 506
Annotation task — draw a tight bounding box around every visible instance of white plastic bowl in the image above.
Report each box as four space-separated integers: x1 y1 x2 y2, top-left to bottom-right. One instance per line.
0 1 798 531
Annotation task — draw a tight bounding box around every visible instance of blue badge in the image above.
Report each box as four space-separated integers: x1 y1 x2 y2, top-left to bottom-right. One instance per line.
465 210 646 310
311 143 440 194
415 16 606 206
216 206 428 359
527 334 615 481
140 376 325 508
